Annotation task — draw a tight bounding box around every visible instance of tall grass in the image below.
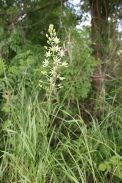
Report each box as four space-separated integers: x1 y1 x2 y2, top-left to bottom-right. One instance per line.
1 83 122 183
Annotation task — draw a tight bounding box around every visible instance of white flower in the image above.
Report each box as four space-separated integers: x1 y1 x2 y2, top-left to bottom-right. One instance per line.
43 59 49 67
51 45 59 52
58 77 65 80
54 56 61 65
46 50 51 57
62 62 68 67
53 36 60 44
59 49 65 57
48 24 54 33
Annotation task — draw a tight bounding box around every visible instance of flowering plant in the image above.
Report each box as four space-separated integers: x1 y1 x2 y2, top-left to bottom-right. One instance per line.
40 24 68 109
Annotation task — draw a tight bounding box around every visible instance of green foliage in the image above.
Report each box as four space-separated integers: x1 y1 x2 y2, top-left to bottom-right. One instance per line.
1 95 122 183
0 1 122 182
0 28 23 59
60 28 98 100
0 26 98 116
9 29 23 53
0 27 4 40
0 46 45 96
99 156 122 179
0 58 6 76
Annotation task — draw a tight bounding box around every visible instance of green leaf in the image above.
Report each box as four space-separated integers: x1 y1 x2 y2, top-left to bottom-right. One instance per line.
2 104 10 113
98 163 107 171
109 156 120 165
3 120 11 130
115 167 122 179
106 165 111 172
0 58 6 75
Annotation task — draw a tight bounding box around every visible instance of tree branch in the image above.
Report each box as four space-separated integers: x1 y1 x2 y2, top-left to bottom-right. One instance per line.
7 0 67 31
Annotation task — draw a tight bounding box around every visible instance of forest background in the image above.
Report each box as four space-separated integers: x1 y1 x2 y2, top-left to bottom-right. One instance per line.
0 0 122 182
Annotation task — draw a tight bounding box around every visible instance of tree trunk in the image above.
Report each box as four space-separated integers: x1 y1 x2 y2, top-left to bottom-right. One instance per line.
89 0 109 116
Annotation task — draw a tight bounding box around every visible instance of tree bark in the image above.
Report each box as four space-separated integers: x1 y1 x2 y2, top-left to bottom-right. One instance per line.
90 0 109 97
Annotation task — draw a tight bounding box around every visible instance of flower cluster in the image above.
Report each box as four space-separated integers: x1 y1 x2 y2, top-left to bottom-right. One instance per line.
43 24 67 68
40 24 68 97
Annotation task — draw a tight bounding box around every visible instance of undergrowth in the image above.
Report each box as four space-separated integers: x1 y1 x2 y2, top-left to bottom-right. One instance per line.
0 25 122 183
